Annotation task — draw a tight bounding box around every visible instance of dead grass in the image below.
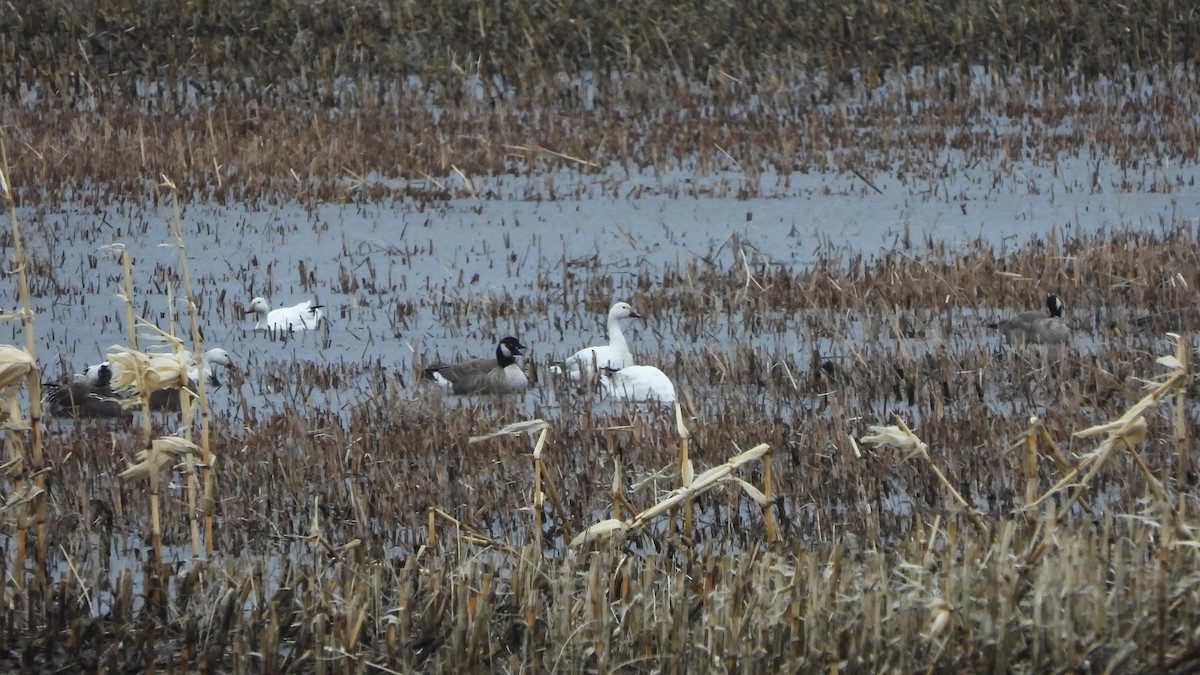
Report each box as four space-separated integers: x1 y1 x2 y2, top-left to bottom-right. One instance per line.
3 7 1200 668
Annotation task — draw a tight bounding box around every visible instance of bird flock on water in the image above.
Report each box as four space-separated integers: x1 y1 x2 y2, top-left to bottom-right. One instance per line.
47 291 1091 418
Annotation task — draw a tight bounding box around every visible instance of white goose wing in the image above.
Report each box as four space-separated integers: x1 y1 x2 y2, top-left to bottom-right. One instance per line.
267 300 323 331
601 366 676 404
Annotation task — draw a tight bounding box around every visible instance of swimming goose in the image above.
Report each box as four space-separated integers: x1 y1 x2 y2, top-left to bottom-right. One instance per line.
424 337 528 395
599 365 677 404
551 301 642 380
188 347 235 389
45 363 126 418
989 294 1071 344
246 297 325 332
1134 307 1200 332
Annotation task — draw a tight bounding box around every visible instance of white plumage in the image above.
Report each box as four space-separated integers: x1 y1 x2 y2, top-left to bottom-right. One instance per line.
190 348 235 388
87 347 235 390
551 301 641 380
600 365 677 404
246 297 325 332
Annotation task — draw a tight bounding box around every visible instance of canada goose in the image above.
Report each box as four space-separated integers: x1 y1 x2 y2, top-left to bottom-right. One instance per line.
424 337 528 395
246 297 325 332
989 294 1071 344
45 362 126 418
1134 307 1200 332
600 365 677 404
551 301 642 380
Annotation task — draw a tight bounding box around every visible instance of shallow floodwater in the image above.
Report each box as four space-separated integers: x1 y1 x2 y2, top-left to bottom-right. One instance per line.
4 149 1195 620
11 154 1199 424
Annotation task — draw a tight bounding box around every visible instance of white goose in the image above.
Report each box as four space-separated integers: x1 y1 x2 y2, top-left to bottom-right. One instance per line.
49 348 236 416
551 301 642 380
600 365 677 404
147 347 237 411
89 347 234 390
188 348 236 388
246 296 325 332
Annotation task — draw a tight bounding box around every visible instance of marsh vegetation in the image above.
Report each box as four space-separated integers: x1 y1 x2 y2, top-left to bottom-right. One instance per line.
3 1 1200 671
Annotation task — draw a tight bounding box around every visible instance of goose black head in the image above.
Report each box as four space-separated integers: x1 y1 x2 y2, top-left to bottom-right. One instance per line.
496 336 527 364
1045 294 1065 318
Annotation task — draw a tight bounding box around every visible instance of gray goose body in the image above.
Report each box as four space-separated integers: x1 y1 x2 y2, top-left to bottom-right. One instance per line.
990 294 1071 345
424 337 528 395
45 363 126 418
1135 307 1200 332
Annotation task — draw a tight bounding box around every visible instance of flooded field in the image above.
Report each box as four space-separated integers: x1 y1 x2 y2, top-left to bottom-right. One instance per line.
5 3 1200 670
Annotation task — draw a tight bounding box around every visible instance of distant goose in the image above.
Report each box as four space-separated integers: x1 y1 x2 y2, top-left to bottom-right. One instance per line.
1134 307 1200 331
424 337 528 395
246 297 324 332
550 301 642 380
988 294 1071 345
600 365 677 404
45 363 126 418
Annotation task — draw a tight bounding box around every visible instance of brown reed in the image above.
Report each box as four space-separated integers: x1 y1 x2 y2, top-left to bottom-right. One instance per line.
0 130 47 605
5 27 1200 664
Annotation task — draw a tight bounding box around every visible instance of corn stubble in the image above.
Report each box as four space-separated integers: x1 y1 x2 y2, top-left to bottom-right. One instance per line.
4 4 1200 670
6 220 1200 670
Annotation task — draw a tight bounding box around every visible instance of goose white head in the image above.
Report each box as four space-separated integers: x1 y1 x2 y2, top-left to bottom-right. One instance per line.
608 301 642 323
84 362 113 387
202 348 234 369
245 297 272 324
194 347 236 387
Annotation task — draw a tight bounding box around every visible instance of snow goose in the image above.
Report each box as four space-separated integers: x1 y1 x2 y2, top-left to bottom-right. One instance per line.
989 294 1071 345
148 347 237 411
424 337 528 395
551 301 642 380
45 362 126 418
189 347 235 388
246 297 325 332
51 348 237 415
600 365 677 404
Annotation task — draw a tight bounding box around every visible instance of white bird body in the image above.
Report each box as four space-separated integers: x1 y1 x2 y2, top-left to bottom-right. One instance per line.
89 347 234 389
49 347 235 416
247 297 324 332
552 301 641 380
600 365 677 404
189 348 234 388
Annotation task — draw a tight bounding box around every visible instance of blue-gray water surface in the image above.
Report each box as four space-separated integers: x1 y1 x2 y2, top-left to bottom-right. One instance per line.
9 155 1198 426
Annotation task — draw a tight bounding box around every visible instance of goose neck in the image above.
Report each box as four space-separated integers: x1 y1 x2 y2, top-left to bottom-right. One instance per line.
607 317 630 350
